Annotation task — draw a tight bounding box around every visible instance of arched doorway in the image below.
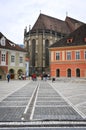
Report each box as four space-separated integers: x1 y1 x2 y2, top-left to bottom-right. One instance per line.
56 69 60 77
76 68 80 77
9 69 15 79
67 69 71 77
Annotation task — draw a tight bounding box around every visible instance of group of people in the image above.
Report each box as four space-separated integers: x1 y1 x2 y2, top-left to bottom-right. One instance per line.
31 73 37 81
6 73 26 82
18 74 26 80
31 73 51 81
7 72 55 82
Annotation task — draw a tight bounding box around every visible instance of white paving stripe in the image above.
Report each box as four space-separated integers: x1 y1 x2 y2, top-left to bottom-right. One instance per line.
49 82 86 119
30 83 39 120
75 102 86 107
23 84 38 114
68 93 86 99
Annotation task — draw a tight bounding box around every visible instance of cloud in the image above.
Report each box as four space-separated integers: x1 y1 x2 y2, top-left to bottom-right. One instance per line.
0 0 86 44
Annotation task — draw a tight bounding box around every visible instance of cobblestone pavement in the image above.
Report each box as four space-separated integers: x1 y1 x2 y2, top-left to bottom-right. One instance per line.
0 78 86 129
0 127 86 130
49 78 86 119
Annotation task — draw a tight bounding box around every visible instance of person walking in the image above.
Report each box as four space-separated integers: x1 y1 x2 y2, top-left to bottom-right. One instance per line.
7 73 10 82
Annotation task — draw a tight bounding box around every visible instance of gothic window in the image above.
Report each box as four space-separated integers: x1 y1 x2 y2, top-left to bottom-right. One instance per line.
32 39 36 67
45 39 49 66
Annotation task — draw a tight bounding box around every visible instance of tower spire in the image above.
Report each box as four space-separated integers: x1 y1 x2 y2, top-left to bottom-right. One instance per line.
66 11 68 17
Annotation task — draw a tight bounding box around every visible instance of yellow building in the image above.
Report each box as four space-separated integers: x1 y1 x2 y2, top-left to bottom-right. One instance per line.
0 32 27 80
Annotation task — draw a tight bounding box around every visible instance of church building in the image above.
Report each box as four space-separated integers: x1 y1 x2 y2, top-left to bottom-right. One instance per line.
24 13 84 75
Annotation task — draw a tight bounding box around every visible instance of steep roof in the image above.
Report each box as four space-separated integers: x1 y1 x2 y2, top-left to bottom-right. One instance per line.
65 16 84 32
31 13 84 34
32 13 70 34
50 24 86 48
0 32 26 52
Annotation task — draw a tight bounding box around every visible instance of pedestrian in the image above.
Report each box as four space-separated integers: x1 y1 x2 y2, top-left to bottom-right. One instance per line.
7 73 10 82
52 77 55 82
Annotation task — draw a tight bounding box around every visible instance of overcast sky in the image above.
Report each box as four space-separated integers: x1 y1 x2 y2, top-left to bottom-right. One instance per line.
0 0 86 44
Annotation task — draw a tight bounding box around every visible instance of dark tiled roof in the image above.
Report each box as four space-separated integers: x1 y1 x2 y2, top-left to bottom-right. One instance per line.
50 24 86 48
31 14 84 34
32 13 70 34
65 16 84 32
0 32 26 52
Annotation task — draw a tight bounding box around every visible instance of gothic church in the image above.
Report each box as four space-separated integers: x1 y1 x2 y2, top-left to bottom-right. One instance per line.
24 13 84 75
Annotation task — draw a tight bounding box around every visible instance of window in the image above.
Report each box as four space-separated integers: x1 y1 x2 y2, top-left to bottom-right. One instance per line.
1 54 5 62
45 39 49 66
56 69 60 77
84 38 86 42
76 68 80 77
85 51 86 59
67 69 71 77
67 52 71 60
11 55 15 62
56 52 60 60
32 39 36 66
1 51 6 65
19 56 23 63
0 37 6 46
67 38 73 43
76 51 80 60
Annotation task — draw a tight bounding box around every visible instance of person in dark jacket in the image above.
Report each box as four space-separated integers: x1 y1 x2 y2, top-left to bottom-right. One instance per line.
7 73 10 82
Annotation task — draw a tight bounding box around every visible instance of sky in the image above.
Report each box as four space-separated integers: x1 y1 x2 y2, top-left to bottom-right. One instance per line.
0 0 86 44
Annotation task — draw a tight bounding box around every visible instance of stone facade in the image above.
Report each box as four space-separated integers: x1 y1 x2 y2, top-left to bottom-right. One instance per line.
24 13 84 75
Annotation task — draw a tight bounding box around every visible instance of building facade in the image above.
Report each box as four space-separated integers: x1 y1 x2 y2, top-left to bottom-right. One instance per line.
0 32 27 80
24 13 84 75
49 24 86 78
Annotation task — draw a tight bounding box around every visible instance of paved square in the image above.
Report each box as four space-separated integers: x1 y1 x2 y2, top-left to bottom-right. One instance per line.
0 78 86 123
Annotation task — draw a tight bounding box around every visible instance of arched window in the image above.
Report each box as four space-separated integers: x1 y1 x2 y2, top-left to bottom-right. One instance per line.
76 68 80 77
67 69 71 77
32 39 36 67
56 69 60 77
45 39 49 66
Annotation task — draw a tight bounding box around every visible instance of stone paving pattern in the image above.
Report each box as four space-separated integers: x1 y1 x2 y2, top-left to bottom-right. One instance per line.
0 78 86 122
0 127 86 130
0 81 37 121
32 81 82 120
49 78 86 119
